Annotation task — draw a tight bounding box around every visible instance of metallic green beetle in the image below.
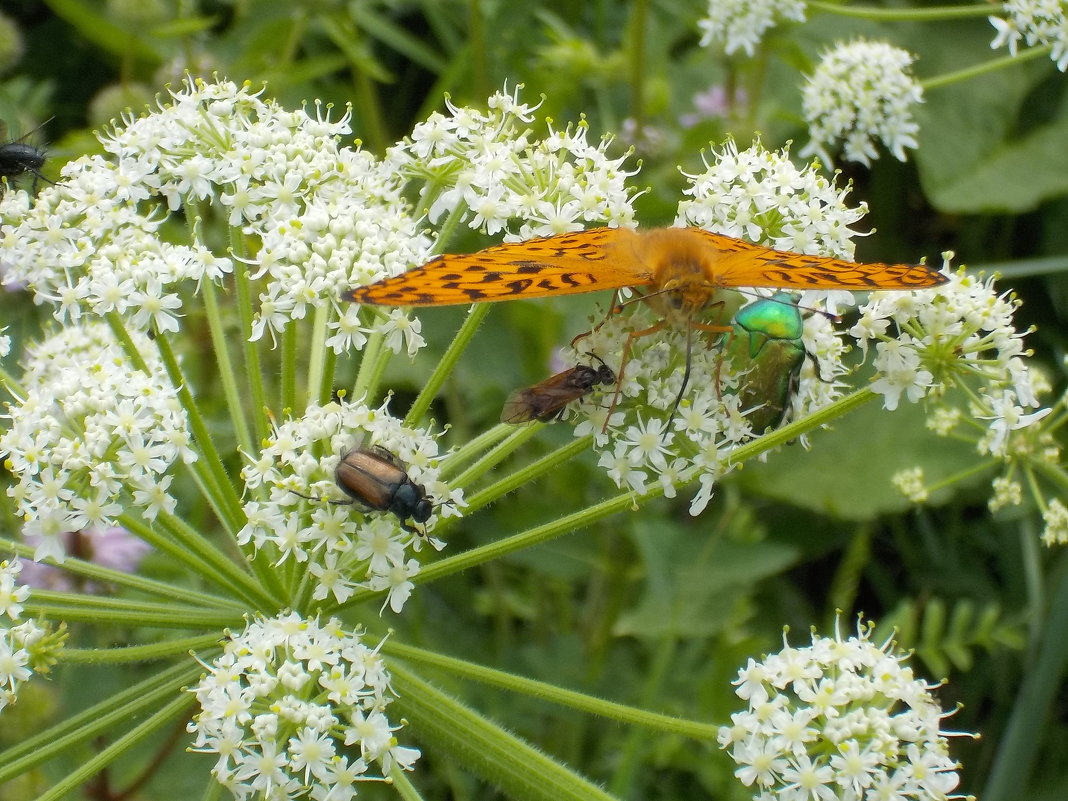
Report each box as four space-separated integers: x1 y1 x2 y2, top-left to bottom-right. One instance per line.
723 291 809 433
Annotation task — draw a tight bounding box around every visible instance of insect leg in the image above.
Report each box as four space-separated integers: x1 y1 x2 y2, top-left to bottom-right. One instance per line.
601 318 667 433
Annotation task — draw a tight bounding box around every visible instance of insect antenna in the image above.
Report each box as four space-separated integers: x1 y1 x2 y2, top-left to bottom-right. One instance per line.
287 489 352 506
729 287 841 324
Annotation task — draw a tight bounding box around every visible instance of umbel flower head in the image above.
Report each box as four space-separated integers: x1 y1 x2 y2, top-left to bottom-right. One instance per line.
800 40 924 167
718 618 968 801
188 612 418 801
239 398 462 611
989 0 1068 71
697 0 807 57
0 559 63 713
1 321 195 563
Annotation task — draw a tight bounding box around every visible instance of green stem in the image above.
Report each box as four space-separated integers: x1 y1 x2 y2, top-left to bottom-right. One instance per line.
383 640 717 739
104 312 151 375
153 334 245 533
0 661 200 780
148 510 281 608
405 304 492 427
201 279 254 457
231 254 270 446
447 424 544 489
808 1 998 21
982 549 1068 801
351 328 386 403
922 45 1053 91
26 598 240 629
728 386 877 462
389 663 623 801
281 321 298 412
452 434 594 517
61 634 223 664
35 692 196 801
438 423 517 477
0 538 244 610
306 303 329 408
412 487 644 586
0 363 25 400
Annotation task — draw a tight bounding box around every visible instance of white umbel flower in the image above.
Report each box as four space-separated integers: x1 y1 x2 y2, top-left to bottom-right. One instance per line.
697 0 807 57
989 0 1068 71
719 618 967 800
801 41 924 167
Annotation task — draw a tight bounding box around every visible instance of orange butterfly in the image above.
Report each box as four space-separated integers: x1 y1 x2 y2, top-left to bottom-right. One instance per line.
346 226 946 426
344 226 947 314
500 355 616 424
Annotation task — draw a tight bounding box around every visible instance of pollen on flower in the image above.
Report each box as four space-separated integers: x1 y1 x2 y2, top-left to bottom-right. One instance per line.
1040 498 1068 546
989 476 1023 512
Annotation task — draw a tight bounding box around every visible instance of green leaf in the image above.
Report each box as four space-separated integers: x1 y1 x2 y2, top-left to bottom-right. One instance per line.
616 518 799 639
43 0 165 63
920 112 1068 213
736 395 980 521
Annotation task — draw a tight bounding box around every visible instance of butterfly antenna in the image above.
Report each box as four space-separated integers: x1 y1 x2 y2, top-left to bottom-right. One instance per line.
732 288 841 324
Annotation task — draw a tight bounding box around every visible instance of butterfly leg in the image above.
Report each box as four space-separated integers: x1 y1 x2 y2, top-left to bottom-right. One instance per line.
601 318 668 433
570 289 646 349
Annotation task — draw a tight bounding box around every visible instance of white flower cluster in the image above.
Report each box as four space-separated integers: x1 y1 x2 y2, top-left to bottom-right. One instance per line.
800 41 924 167
387 84 639 240
0 322 195 563
990 0 1068 71
0 559 46 714
188 612 418 801
0 76 430 355
852 269 1048 452
718 620 964 801
1042 498 1068 545
573 142 858 513
697 0 807 57
678 140 867 261
239 399 463 612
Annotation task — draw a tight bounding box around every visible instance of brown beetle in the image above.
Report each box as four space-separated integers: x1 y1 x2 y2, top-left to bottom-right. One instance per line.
293 445 433 535
501 355 616 424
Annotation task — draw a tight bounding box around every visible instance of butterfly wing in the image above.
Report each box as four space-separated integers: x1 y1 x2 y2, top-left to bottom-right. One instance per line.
347 227 653 306
685 228 948 290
